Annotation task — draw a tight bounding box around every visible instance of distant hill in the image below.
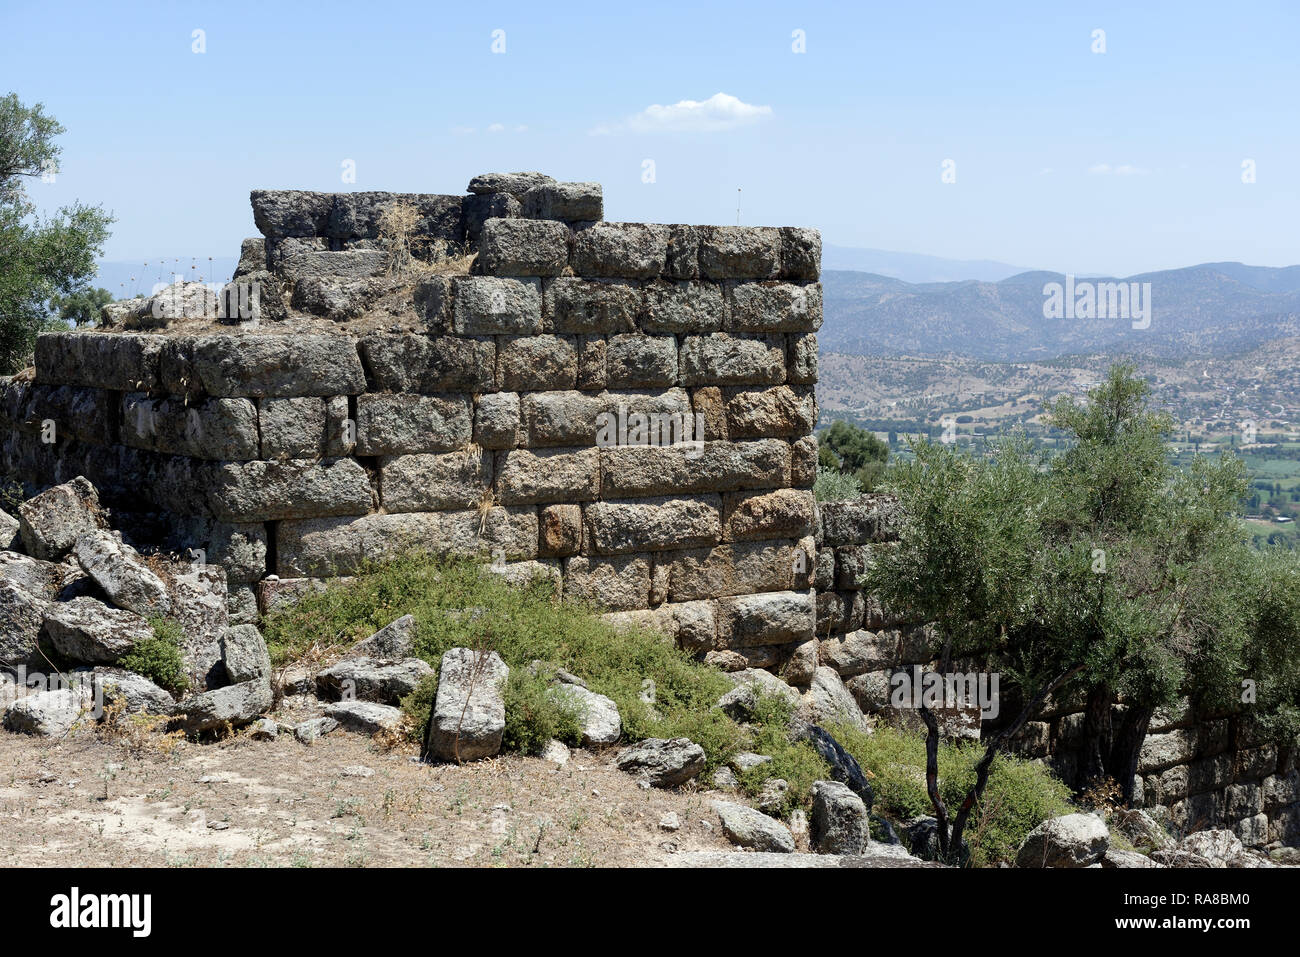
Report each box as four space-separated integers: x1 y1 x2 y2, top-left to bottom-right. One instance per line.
821 263 1300 361
822 245 1033 283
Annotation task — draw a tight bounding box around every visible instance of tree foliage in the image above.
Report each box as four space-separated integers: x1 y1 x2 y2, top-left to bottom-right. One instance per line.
0 93 113 373
818 420 889 491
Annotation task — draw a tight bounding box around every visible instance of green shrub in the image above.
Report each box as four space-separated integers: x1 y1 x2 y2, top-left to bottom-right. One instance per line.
737 693 831 816
265 553 740 765
829 722 1073 866
118 618 189 694
502 667 584 754
813 465 862 502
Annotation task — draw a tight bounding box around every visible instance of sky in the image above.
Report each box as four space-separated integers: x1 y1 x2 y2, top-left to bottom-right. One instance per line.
6 0 1299 277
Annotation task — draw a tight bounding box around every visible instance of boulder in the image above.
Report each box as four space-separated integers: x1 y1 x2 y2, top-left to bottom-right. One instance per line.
352 614 417 660
167 564 229 686
220 624 272 683
789 720 874 807
799 666 869 731
810 780 872 854
1102 847 1165 868
4 686 92 737
42 597 152 664
249 718 278 740
326 700 403 735
92 667 174 715
1015 813 1109 868
294 716 338 744
551 679 621 746
712 800 796 853
903 816 947 861
0 551 60 598
73 531 170 617
615 737 707 788
316 656 434 705
757 778 789 814
0 579 47 667
1149 848 1214 868
1112 808 1175 851
715 668 800 721
0 507 19 550
16 477 103 561
176 678 273 731
1179 829 1243 866
423 648 508 762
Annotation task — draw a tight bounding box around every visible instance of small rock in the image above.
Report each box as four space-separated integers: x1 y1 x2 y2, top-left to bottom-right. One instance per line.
294 716 338 744
220 624 272 683
249 717 278 740
540 739 570 767
1179 829 1243 866
93 667 174 715
799 666 869 731
352 614 417 659
730 752 772 773
712 800 795 853
711 766 739 790
551 680 621 746
659 812 681 832
757 778 789 814
325 700 402 735
208 821 230 831
715 668 800 721
342 765 374 778
615 737 707 788
1103 847 1164 868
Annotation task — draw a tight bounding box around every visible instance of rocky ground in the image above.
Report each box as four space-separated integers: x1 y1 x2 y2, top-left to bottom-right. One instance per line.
0 729 745 868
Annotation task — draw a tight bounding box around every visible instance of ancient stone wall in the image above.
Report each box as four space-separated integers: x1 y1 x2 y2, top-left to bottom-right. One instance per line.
0 174 824 678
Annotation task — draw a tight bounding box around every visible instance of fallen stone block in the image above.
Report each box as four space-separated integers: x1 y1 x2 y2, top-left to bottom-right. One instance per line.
43 596 153 664
73 531 171 618
712 800 795 853
316 657 434 705
424 648 509 762
176 679 274 732
16 476 104 561
615 737 706 788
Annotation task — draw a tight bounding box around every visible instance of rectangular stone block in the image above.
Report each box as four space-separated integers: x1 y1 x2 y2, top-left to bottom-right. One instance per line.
203 521 268 585
787 332 818 384
451 277 542 335
724 385 816 439
544 278 641 334
726 282 822 333
259 397 327 458
576 336 607 389
818 497 895 546
205 458 375 522
641 281 724 334
698 226 781 280
190 334 366 397
521 390 605 447
601 440 790 497
35 331 163 392
478 218 570 276
250 189 333 239
355 393 472 456
606 334 678 388
667 540 808 602
380 450 492 512
359 334 495 393
276 512 442 577
521 181 603 222
583 496 722 555
562 554 651 612
325 396 354 456
665 225 701 279
439 505 539 560
498 335 577 391
835 544 872 590
540 503 583 557
496 447 601 504
679 334 786 386
474 391 520 448
122 393 260 460
717 590 815 647
571 222 669 279
722 488 816 541
18 385 115 446
779 227 821 280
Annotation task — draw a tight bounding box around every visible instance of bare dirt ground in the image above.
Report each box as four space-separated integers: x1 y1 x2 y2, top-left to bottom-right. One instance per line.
0 728 744 868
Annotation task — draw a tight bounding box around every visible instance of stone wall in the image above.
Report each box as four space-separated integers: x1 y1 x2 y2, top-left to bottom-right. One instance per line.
1 173 824 678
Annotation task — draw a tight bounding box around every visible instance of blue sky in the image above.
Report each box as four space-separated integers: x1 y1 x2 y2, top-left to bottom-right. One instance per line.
7 0 1298 276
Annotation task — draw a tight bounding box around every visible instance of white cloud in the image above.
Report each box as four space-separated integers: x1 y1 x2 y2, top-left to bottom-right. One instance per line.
1088 162 1150 176
591 92 773 135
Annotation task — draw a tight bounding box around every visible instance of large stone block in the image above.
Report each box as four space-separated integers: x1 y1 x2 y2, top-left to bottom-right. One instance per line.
189 334 366 397
540 503 583 556
359 333 496 393
380 450 492 512
606 334 678 388
496 447 601 504
35 331 163 392
724 385 816 439
544 278 641 334
478 218 570 276
276 512 442 577
571 222 669 279
120 393 259 461
717 590 815 647
521 390 605 447
601 440 790 497
520 181 603 222
666 540 809 602
250 189 333 238
818 497 896 546
642 281 725 334
426 648 509 763
205 458 375 522
779 227 821 280
722 488 816 541
563 554 652 611
17 386 115 447
498 335 577 391
787 332 818 384
679 334 787 386
439 506 539 560
449 277 542 335
726 282 822 333
355 393 471 455
474 391 520 448
259 397 327 459
583 496 722 555
698 226 781 279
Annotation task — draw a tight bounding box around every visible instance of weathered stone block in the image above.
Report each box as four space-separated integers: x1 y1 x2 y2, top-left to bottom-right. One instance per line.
359 334 495 393
787 332 818 384
450 277 542 335
250 189 333 238
35 331 163 392
498 335 577 391
642 281 725 334
544 278 641 334
779 227 821 280
727 282 822 333
679 334 787 386
259 397 326 459
521 390 605 447
717 590 815 647
276 512 442 577
380 450 491 512
665 225 700 279
496 447 601 504
521 181 603 222
439 506 539 561
540 503 583 556
576 336 607 389
571 222 669 279
722 488 816 541
724 385 816 439
563 554 652 611
190 334 366 397
666 540 806 602
479 218 570 276
583 496 722 555
355 393 471 455
606 334 678 388
698 226 781 279
601 440 790 497
120 393 259 461
205 458 375 522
